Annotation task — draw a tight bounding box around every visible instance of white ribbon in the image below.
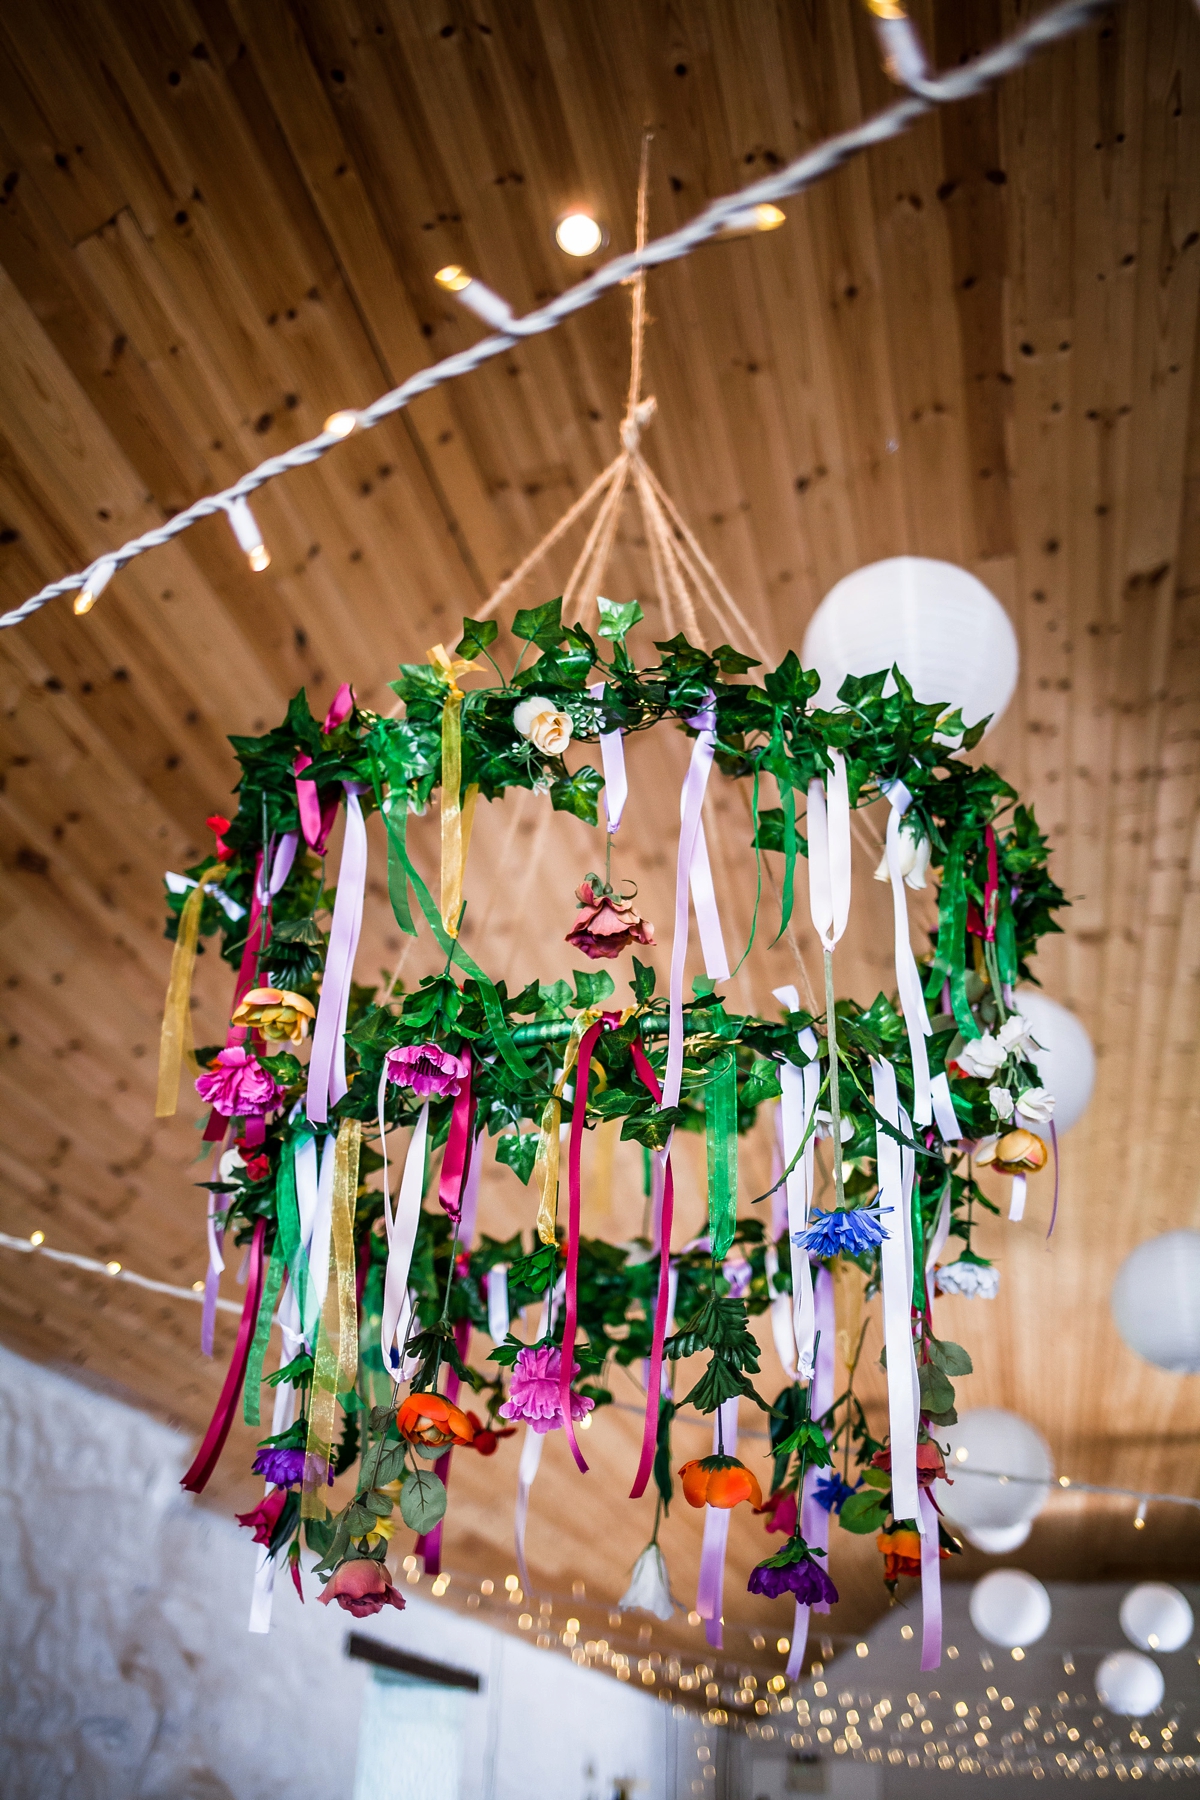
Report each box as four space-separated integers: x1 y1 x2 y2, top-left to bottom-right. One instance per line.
165 870 247 921
308 1135 336 1320
1008 1174 1027 1222
664 701 729 1112
807 750 851 950
695 1397 739 1649
488 1263 510 1343
773 986 821 1380
872 1057 922 1530
306 790 367 1123
256 830 300 907
880 782 933 1128
379 1096 431 1372
589 680 628 832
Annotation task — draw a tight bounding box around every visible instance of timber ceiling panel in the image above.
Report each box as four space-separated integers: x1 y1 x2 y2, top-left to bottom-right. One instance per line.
1 0 1199 1671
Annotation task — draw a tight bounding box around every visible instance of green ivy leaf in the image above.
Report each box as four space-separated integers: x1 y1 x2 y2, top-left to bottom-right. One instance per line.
550 763 604 825
495 1131 539 1186
620 1105 689 1149
711 644 760 674
456 616 499 659
596 597 644 642
631 957 656 1002
573 968 615 1009
918 1361 956 1415
512 598 565 649
400 1468 447 1533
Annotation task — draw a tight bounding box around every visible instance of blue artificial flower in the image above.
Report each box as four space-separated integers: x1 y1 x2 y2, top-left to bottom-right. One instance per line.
812 1470 861 1515
794 1206 890 1259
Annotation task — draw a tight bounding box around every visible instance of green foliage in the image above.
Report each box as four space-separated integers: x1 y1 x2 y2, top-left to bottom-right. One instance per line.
495 1132 539 1185
400 1468 447 1533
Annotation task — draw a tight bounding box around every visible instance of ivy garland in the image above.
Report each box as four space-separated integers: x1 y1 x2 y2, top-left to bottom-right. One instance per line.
165 601 1065 1622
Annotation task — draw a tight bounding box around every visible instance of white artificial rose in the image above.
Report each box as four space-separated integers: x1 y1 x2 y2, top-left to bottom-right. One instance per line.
873 826 933 891
954 1031 1008 1080
619 1543 677 1622
935 1260 1000 1300
1015 1085 1056 1125
997 1012 1035 1057
512 695 572 755
988 1086 1015 1123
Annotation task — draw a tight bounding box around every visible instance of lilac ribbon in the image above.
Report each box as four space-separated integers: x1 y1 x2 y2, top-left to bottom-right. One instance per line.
695 1396 739 1650
487 1263 510 1343
881 781 933 1128
1008 1174 1027 1222
588 681 628 832
786 1271 836 1679
919 1487 943 1671
1046 1119 1061 1238
306 788 367 1124
872 1057 921 1527
664 700 729 1112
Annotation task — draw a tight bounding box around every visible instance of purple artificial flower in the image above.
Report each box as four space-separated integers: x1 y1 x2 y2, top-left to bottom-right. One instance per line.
812 1470 861 1515
195 1046 283 1119
498 1345 595 1435
795 1205 889 1260
748 1551 839 1606
384 1041 469 1099
251 1445 306 1487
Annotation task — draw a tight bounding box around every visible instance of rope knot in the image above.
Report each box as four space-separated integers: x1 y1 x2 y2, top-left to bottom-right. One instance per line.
620 394 657 453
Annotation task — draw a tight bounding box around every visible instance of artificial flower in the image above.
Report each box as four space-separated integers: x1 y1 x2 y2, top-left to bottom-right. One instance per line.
953 1032 1008 1080
318 1558 406 1617
384 1042 469 1099
251 1444 307 1487
364 1483 403 1548
396 1392 476 1451
975 1127 1048 1174
230 987 316 1048
812 1471 861 1514
747 1540 839 1605
988 1086 1015 1123
935 1257 1000 1299
679 1456 763 1511
195 1046 283 1119
796 1206 889 1259
1015 1086 1056 1125
512 695 573 755
877 1527 923 1582
814 1110 854 1143
873 827 932 891
498 1346 594 1435
236 1486 289 1546
756 1488 798 1536
462 1411 517 1456
236 1140 271 1182
619 1543 677 1621
871 1440 946 1488
565 878 654 960
206 813 233 860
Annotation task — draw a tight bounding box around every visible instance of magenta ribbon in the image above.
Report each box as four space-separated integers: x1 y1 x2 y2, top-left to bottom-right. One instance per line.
695 1396 739 1649
203 832 299 1142
305 789 367 1124
560 1022 604 1475
182 1219 266 1493
437 1051 476 1223
786 1269 836 1680
322 682 355 734
919 1487 943 1671
293 755 340 856
415 1318 471 1577
628 1037 677 1499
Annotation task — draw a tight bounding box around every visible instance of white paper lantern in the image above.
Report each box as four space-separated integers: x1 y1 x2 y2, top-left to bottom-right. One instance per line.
963 1521 1032 1555
969 1569 1051 1648
1111 1231 1200 1373
802 556 1019 732
1120 1583 1194 1653
936 1408 1054 1532
1095 1650 1165 1717
1013 987 1096 1136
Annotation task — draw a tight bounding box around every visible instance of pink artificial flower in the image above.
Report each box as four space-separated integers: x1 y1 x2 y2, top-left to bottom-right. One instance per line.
755 1488 798 1537
236 1486 289 1547
195 1046 282 1119
317 1559 406 1617
384 1042 468 1100
498 1345 595 1436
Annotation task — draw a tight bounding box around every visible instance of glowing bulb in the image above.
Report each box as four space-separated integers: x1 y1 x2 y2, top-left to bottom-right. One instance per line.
435 264 472 291
191 1280 204 1292
714 202 788 241
555 212 604 257
323 409 359 439
579 1410 592 1429
1011 1647 1025 1661
29 1230 44 1246
777 1638 791 1655
105 1260 122 1275
73 556 117 616
248 544 271 572
1134 1500 1148 1530
225 497 270 572
956 1446 969 1462
504 1574 519 1591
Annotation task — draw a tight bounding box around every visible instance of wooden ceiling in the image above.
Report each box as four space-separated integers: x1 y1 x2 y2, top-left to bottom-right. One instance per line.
1 0 1200 1670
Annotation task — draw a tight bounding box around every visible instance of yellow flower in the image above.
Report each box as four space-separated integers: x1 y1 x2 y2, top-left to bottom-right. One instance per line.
230 986 316 1049
365 1479 403 1547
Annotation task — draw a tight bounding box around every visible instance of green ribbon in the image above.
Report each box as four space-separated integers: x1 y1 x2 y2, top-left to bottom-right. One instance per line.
275 1122 320 1344
928 835 978 1039
705 1051 739 1263
770 781 798 948
243 1237 287 1427
910 1180 929 1316
996 890 1018 988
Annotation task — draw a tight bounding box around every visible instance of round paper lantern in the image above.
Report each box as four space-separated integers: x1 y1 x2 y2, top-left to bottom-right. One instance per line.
1095 1650 1165 1717
969 1569 1051 1648
936 1408 1054 1531
1111 1231 1200 1373
1120 1583 1194 1653
963 1521 1032 1555
1013 987 1096 1136
802 556 1019 732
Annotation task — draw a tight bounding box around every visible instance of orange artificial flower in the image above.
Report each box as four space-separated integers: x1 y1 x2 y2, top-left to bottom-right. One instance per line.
396 1391 476 1451
975 1128 1048 1175
679 1456 763 1512
876 1527 950 1583
231 986 316 1048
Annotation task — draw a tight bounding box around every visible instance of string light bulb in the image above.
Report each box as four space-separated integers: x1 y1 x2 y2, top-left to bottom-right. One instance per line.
555 212 604 257
435 264 473 292
1134 1499 1148 1530
714 202 787 242
224 497 271 572
73 556 118 616
323 409 360 439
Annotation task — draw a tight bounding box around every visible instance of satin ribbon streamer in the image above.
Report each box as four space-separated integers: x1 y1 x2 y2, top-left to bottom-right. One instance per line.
306 788 367 1124
181 1218 266 1493
628 1038 677 1499
664 698 730 1115
438 1051 476 1224
872 1058 922 1530
248 1349 298 1635
514 1275 562 1592
881 782 934 1128
487 1263 510 1343
774 987 821 1379
807 751 851 951
377 1084 430 1372
695 1397 739 1650
919 1487 943 1671
533 1013 598 1246
589 680 628 831
787 1269 835 1680
561 1022 604 1474
156 863 219 1117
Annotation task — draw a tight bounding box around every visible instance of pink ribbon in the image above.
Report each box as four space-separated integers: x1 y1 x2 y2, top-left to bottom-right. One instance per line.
695 1397 739 1649
561 1022 604 1475
919 1487 943 1671
437 1051 476 1223
202 1126 233 1357
203 834 299 1142
305 788 367 1124
415 1318 471 1578
588 681 628 832
628 1037 677 1499
323 682 355 734
182 1219 266 1493
293 755 340 855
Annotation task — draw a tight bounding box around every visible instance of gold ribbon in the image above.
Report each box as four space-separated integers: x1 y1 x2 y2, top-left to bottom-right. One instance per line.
428 643 481 937
532 1008 635 1245
301 1117 361 1519
155 864 218 1119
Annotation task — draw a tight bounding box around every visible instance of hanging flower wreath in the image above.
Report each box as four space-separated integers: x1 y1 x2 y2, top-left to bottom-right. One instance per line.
157 602 1065 1666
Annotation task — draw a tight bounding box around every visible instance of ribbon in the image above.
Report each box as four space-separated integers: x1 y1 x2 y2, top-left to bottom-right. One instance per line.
428 643 481 937
628 1038 677 1499
928 836 978 1040
1008 1174 1027 1222
786 1272 836 1680
919 1487 943 1670
301 1118 360 1517
156 863 219 1117
664 698 729 1115
533 1014 598 1246
807 751 851 951
560 1021 604 1474
514 1275 562 1591
437 1051 476 1223
293 755 340 855
275 1122 321 1347
305 788 367 1124
705 1051 739 1264
202 1130 232 1356
415 1318 471 1577
774 989 821 1378
377 1082 430 1371
181 1218 266 1492
925 1179 952 1276
243 1237 287 1427
872 1058 921 1529
1047 1119 1061 1238
487 1263 510 1342
881 782 933 1128
695 1397 739 1649
589 680 628 831
248 1344 299 1635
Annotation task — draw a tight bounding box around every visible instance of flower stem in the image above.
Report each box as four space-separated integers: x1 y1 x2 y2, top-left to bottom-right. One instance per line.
823 948 846 1212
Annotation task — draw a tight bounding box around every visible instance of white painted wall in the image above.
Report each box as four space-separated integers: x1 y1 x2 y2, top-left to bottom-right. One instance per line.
0 1343 701 1800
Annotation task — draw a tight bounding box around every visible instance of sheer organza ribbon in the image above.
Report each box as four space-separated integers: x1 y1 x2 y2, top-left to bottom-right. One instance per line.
787 1268 835 1680
628 1037 677 1499
306 787 367 1124
156 863 219 1118
302 1118 360 1517
695 1396 739 1649
560 1021 605 1475
871 1057 922 1529
589 680 628 831
181 1218 266 1493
